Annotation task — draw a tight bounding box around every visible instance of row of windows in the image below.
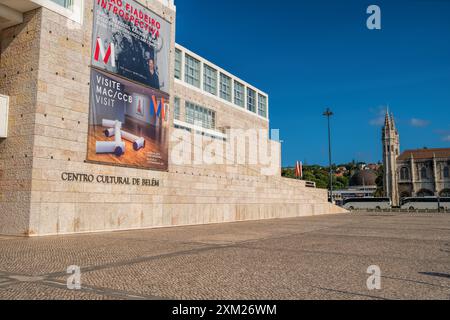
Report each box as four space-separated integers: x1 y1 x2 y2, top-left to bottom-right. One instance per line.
400 166 450 180
174 97 216 130
174 48 268 118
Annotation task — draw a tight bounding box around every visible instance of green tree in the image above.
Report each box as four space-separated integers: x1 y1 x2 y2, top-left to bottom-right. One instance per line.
374 165 384 197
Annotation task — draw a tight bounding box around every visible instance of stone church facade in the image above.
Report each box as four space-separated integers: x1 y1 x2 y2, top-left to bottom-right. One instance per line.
382 112 450 206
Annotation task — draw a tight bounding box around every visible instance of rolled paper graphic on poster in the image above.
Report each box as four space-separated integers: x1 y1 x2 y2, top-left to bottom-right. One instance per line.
114 142 125 157
100 126 144 152
96 141 125 156
102 119 121 129
104 128 115 137
133 137 145 151
121 130 145 151
114 121 124 156
96 141 118 154
114 121 122 145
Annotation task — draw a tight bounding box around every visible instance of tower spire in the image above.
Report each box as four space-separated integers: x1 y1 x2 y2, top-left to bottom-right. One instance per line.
384 109 390 130
382 106 400 207
390 112 396 130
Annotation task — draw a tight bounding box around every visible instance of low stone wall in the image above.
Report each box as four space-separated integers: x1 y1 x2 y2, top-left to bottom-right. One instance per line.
21 165 346 236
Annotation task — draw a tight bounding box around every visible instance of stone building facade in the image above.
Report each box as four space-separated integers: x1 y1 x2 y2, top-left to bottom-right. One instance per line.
382 111 450 204
397 148 450 198
0 0 345 237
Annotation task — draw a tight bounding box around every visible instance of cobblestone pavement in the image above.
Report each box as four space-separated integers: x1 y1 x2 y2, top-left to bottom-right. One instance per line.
0 212 449 300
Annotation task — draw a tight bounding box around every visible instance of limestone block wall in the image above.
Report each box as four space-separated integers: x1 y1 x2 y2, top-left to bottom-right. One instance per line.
171 81 276 178
0 10 42 235
0 0 346 237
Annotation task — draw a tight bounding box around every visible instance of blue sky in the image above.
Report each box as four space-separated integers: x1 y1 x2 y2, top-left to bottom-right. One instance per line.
174 0 450 166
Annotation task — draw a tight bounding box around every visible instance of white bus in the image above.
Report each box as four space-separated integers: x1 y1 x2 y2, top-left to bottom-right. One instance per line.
400 197 450 210
343 198 391 210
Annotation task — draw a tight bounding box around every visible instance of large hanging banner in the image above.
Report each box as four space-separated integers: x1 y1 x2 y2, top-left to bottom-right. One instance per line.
87 0 171 171
86 68 169 171
92 0 171 93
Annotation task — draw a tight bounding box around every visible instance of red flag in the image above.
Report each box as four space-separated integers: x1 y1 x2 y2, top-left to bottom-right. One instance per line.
295 161 303 179
299 161 303 179
295 161 301 178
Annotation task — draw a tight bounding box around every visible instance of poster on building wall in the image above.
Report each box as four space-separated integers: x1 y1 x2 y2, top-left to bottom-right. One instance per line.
86 68 169 171
92 0 171 93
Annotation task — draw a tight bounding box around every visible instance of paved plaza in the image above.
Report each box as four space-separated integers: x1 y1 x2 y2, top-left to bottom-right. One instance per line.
0 212 449 300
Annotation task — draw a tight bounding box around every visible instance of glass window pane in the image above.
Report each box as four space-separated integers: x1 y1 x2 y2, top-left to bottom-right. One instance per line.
174 49 182 80
234 81 245 107
185 54 200 88
220 73 232 102
258 94 267 118
174 97 180 120
203 64 217 95
50 0 73 8
184 101 216 130
247 88 256 113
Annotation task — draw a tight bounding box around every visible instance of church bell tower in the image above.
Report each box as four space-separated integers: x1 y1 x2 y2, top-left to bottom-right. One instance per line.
382 111 400 207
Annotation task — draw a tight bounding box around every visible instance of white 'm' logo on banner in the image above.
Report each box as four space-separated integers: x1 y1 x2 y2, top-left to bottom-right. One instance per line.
94 38 116 67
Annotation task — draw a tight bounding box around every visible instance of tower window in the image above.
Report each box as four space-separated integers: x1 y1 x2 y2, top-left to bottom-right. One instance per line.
420 167 427 180
444 167 449 179
400 167 409 180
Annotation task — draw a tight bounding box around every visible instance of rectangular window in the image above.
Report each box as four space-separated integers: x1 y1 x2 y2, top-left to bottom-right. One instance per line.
174 97 180 120
185 102 216 130
234 81 245 107
184 54 200 88
51 0 74 8
44 0 83 24
247 88 256 113
174 49 182 80
258 94 268 118
220 73 232 102
203 64 217 95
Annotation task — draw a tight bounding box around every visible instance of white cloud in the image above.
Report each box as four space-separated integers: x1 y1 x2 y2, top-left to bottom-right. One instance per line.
369 106 387 126
410 118 430 128
435 129 450 142
369 117 385 126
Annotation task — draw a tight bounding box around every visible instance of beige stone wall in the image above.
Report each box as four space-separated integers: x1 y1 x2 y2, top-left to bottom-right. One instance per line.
0 10 42 235
170 81 274 178
0 0 346 236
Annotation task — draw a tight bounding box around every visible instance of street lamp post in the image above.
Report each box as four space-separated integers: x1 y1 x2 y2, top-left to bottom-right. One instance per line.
323 108 334 203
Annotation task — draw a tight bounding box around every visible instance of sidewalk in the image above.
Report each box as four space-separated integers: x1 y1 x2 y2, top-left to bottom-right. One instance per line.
0 212 449 300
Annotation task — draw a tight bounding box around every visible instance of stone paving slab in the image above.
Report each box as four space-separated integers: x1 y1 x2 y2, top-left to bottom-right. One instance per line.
0 213 449 300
